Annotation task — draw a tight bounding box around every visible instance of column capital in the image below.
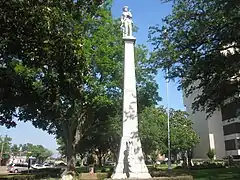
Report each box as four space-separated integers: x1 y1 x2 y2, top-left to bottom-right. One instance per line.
123 36 136 43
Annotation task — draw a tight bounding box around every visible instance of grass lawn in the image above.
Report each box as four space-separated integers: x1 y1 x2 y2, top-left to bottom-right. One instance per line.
0 167 239 179
74 165 240 180
151 164 240 179
188 168 240 180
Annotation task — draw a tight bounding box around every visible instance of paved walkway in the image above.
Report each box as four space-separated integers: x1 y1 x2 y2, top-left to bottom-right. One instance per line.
0 166 7 174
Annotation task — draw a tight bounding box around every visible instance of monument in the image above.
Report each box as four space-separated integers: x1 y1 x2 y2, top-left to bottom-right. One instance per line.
111 6 151 179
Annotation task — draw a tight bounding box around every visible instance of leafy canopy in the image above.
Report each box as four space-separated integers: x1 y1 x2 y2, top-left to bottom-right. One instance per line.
149 0 240 116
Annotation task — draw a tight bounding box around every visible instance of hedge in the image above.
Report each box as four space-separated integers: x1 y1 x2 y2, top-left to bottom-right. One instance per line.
0 168 63 180
0 175 36 180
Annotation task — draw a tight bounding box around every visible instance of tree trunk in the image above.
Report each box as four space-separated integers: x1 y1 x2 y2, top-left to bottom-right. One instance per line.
111 148 118 164
187 150 193 167
181 152 188 169
97 154 102 167
62 123 79 175
66 138 76 173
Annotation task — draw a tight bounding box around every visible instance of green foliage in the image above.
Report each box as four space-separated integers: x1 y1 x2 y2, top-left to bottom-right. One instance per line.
0 135 12 153
11 144 20 155
169 110 199 155
140 107 199 157
0 175 36 180
73 41 161 159
139 106 168 156
79 106 199 160
0 0 109 172
10 143 52 161
149 0 240 116
207 149 215 161
26 144 52 161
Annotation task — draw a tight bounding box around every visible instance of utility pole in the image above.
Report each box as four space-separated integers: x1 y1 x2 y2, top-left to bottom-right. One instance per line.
166 69 171 171
163 29 171 171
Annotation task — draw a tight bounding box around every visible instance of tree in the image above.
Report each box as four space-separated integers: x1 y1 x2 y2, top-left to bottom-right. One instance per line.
11 144 20 156
0 0 106 173
28 145 53 162
139 107 199 162
56 138 66 158
11 143 52 162
139 106 168 158
71 42 161 165
84 105 199 165
149 0 240 116
169 109 199 165
0 135 12 154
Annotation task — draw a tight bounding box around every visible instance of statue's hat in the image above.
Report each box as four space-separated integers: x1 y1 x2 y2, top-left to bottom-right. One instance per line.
123 6 129 10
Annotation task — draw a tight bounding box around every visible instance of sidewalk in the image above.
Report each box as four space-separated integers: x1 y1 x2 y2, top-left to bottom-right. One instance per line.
0 166 7 175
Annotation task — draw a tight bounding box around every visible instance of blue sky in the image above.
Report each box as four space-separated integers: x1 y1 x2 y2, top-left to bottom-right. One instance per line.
0 0 184 153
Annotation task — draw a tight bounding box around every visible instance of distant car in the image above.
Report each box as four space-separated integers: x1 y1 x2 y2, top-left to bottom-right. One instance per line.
31 163 53 169
7 163 29 173
42 163 53 168
105 161 115 166
55 162 67 168
31 164 43 169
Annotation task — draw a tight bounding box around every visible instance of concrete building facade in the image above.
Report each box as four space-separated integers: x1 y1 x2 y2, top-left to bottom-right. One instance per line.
184 90 240 159
183 91 226 159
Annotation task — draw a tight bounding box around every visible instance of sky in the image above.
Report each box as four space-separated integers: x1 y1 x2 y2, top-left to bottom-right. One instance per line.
0 0 184 154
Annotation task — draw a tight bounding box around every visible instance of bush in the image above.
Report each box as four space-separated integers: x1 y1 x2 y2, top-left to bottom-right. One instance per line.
190 161 225 170
0 168 63 179
76 160 81 167
0 175 35 180
207 149 215 161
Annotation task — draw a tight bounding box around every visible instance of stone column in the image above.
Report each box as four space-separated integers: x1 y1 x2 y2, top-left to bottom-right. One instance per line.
111 36 151 179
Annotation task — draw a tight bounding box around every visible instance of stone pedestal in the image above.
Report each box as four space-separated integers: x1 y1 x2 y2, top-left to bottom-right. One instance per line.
111 36 151 179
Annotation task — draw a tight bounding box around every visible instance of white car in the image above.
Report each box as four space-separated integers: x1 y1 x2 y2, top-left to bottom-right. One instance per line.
31 164 43 169
32 163 53 169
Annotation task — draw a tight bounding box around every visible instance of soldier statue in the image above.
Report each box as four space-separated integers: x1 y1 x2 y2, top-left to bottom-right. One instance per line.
121 6 133 37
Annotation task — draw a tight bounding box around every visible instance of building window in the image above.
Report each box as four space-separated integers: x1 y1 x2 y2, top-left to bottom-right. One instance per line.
225 139 236 151
236 139 240 150
223 123 240 136
221 101 240 121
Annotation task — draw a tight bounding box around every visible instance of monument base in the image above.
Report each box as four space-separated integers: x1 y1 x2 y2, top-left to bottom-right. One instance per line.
111 172 152 179
111 137 151 179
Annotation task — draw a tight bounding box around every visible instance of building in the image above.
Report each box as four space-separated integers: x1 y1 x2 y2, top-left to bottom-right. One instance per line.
184 89 240 159
183 43 240 159
183 90 226 159
221 99 240 157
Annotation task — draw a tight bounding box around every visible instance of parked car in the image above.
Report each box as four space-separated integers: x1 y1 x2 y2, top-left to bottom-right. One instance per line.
32 163 53 169
55 162 67 168
31 164 43 169
42 163 53 168
105 161 116 166
7 163 29 173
